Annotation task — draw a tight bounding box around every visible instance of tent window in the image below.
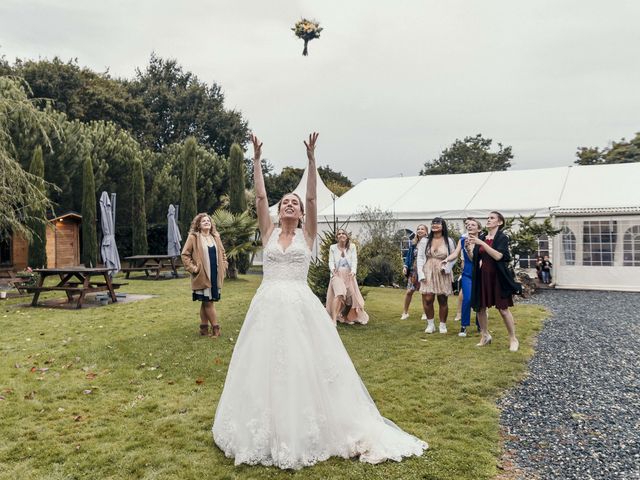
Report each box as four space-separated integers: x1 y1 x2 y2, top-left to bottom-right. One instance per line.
397 229 414 258
518 234 550 268
583 220 617 266
623 225 640 267
561 227 576 266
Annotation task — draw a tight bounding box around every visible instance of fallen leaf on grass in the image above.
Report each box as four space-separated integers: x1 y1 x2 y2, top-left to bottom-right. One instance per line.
82 389 92 395
75 445 81 451
0 396 5 401
213 357 222 365
156 374 163 379
3 388 13 394
73 415 82 422
136 394 145 400
44 358 55 365
167 380 174 385
24 391 36 400
14 363 22 369
85 372 97 380
195 378 205 385
58 407 65 412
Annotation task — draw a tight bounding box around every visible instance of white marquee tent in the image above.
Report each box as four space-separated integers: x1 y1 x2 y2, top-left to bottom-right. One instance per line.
316 163 640 292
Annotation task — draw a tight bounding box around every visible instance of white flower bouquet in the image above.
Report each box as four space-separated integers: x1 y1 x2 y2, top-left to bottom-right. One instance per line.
292 18 323 56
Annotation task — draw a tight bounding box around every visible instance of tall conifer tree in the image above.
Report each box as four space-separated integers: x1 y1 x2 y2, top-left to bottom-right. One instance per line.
81 155 98 267
180 137 198 234
27 146 48 268
228 143 247 214
131 159 148 254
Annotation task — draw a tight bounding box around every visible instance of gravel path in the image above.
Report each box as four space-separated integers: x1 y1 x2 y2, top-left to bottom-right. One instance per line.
499 290 640 480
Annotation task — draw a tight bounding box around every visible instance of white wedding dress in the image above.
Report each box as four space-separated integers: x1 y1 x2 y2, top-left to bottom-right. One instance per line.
212 228 427 469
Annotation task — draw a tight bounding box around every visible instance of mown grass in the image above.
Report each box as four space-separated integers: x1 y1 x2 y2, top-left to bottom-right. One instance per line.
0 274 546 480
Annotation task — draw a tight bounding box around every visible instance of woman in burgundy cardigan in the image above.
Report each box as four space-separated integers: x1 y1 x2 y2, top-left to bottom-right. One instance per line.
469 211 522 352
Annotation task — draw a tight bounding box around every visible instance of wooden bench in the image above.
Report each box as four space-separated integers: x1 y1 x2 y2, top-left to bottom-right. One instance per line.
123 255 180 279
0 270 32 294
121 265 162 279
26 282 126 309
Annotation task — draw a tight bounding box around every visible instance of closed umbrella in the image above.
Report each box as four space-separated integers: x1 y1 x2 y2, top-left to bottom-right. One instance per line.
167 204 182 257
100 191 121 276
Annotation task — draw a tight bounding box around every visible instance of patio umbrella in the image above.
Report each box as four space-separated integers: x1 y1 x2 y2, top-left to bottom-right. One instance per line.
100 191 121 276
167 204 182 257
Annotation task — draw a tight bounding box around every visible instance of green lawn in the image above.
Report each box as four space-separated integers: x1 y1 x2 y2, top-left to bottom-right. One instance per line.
0 275 546 480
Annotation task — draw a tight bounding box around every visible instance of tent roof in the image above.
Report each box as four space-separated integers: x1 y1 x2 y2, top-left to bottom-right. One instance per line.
269 167 336 220
318 163 640 221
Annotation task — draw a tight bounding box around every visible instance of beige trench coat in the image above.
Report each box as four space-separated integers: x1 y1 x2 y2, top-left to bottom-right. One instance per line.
181 232 228 291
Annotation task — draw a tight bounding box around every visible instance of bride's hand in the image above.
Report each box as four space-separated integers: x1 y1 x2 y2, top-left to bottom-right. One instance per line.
251 134 263 161
303 132 319 162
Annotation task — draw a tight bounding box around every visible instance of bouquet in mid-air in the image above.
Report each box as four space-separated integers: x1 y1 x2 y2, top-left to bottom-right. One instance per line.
292 18 323 56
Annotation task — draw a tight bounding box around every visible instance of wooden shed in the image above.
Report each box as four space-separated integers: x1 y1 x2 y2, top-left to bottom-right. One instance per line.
0 212 82 270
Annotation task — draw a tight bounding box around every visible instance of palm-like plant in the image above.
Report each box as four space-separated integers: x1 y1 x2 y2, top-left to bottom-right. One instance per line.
211 209 259 279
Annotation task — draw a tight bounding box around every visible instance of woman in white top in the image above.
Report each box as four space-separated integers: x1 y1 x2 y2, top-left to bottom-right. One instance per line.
326 229 369 325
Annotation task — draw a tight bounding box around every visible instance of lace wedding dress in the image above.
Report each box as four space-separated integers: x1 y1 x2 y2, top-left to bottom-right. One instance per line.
212 228 427 469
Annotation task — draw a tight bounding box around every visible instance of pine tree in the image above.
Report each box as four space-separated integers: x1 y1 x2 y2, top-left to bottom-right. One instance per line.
81 155 98 267
180 137 198 234
131 159 148 254
27 146 48 268
228 143 251 273
228 143 247 214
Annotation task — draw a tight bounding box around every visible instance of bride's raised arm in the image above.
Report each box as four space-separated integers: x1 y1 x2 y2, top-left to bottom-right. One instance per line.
251 134 274 243
303 132 319 247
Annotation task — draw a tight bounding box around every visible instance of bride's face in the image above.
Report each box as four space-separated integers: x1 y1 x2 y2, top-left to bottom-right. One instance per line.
279 194 303 222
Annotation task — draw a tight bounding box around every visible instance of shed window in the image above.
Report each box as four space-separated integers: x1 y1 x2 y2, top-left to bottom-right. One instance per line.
623 225 640 266
0 234 11 266
583 220 617 266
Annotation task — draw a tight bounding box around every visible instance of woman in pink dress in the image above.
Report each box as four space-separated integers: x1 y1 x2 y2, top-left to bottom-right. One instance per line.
326 229 369 325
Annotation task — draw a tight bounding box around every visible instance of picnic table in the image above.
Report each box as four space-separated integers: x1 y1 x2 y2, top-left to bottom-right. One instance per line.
122 255 180 279
0 267 30 294
28 267 126 309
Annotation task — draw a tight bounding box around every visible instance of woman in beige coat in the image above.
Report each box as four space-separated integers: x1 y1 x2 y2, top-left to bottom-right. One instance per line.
181 213 228 337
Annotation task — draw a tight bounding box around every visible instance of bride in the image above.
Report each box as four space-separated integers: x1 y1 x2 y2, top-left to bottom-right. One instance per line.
212 133 427 469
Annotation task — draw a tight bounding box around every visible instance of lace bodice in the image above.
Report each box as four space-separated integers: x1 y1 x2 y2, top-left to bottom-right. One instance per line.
262 228 311 284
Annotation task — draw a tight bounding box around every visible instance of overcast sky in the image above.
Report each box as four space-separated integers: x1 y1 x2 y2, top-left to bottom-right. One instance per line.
1 0 639 182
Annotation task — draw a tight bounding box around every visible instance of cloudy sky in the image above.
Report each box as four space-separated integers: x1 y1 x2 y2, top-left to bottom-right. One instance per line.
1 0 639 182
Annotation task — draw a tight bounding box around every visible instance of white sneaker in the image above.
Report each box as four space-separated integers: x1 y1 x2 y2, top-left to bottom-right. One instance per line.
421 313 427 320
424 319 435 334
439 322 447 334
400 313 409 320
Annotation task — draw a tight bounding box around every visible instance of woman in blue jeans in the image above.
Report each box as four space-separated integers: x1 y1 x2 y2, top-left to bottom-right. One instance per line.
442 218 481 337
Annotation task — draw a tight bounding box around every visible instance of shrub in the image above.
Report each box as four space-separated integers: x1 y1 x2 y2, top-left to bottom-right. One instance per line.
355 206 403 287
359 237 404 286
